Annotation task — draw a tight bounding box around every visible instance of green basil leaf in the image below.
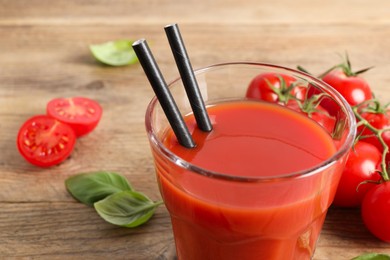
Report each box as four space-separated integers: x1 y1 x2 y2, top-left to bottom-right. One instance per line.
352 253 390 260
65 171 133 206
89 40 138 66
94 190 163 228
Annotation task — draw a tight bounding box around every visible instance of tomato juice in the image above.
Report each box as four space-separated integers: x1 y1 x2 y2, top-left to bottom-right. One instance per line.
150 99 344 260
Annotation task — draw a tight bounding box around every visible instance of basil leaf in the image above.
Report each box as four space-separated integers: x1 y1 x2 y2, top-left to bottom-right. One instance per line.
89 40 138 66
352 253 390 260
66 171 133 206
94 190 163 227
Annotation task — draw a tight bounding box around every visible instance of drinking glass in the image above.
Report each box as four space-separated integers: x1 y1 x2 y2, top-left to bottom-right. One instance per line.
145 62 356 260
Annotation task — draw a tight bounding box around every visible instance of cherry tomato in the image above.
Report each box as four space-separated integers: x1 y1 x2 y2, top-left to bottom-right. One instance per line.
358 110 390 152
246 73 335 133
309 108 336 134
361 182 390 242
322 69 373 108
333 141 382 207
17 115 76 167
306 85 340 117
47 97 102 137
246 73 304 103
286 100 335 133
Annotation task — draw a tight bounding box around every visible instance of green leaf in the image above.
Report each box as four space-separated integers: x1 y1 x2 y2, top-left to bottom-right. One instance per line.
94 190 163 228
65 171 133 206
89 40 138 66
352 253 390 260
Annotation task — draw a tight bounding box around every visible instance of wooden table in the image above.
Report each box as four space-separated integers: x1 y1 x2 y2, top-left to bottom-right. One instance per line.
1 0 390 259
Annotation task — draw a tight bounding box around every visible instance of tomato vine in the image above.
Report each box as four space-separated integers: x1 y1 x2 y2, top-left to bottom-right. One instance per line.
353 100 390 182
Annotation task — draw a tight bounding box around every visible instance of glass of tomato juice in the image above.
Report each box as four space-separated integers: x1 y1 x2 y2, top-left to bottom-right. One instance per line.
145 62 356 260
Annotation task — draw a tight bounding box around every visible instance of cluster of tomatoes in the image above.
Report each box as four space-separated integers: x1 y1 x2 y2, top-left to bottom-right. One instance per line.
246 59 390 243
17 97 102 167
322 64 390 244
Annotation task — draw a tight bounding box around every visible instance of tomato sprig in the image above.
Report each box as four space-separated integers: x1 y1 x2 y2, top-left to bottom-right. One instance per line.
265 76 332 120
353 100 390 182
246 73 336 134
297 92 326 114
299 55 390 242
298 54 372 78
265 76 301 104
299 54 373 115
318 53 373 78
245 72 306 104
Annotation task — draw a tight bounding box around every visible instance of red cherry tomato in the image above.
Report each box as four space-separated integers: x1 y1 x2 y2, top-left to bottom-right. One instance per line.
47 97 102 137
309 108 336 134
333 141 382 207
358 110 390 152
306 85 340 117
17 115 76 167
361 182 390 242
322 69 373 108
246 72 335 133
246 73 304 103
286 100 335 133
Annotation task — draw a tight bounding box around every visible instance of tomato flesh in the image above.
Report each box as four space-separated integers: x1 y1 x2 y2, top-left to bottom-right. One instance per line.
17 115 76 167
47 97 102 137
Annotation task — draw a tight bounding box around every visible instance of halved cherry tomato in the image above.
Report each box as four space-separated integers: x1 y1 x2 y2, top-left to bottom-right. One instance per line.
17 115 76 167
46 97 102 137
333 141 382 207
246 73 304 103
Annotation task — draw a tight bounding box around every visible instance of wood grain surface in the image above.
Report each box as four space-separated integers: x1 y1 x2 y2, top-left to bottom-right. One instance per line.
1 0 390 259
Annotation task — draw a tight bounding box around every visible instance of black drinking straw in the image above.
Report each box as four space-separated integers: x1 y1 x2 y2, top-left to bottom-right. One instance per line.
132 39 196 148
164 23 213 132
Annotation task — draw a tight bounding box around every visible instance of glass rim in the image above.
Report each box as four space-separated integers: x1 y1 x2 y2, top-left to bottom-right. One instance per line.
145 62 357 182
